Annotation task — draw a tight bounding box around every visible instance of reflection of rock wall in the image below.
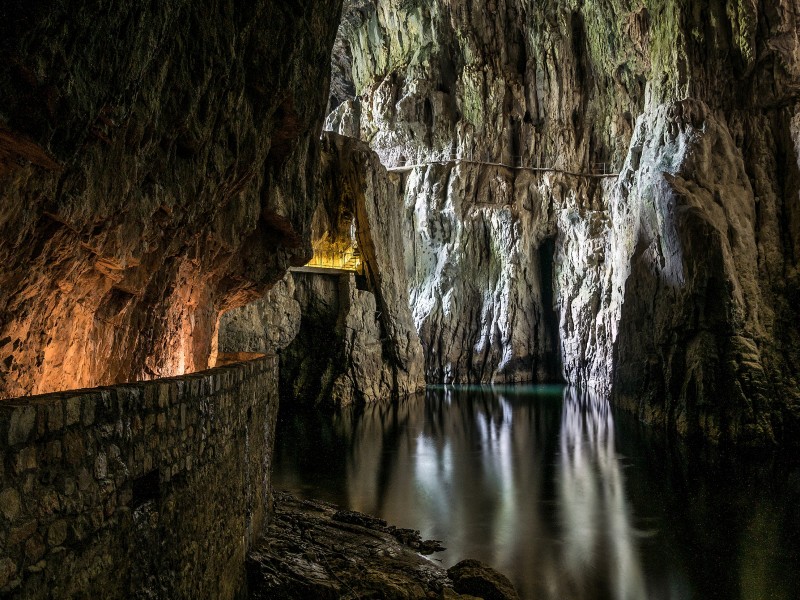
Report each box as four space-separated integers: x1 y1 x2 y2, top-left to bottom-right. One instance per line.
0 0 343 398
277 383 800 599
329 0 800 445
557 387 647 600
286 386 647 599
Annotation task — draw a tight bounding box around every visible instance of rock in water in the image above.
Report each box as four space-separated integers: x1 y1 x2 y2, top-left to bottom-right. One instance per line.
447 560 520 600
248 492 467 599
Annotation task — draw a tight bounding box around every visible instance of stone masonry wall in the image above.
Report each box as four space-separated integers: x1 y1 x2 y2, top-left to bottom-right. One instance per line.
0 356 278 599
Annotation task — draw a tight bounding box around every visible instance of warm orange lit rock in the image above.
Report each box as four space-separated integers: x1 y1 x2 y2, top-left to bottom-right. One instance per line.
0 0 344 399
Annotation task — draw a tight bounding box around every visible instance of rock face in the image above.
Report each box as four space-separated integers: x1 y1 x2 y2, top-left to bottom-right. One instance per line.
218 274 301 356
447 560 520 600
220 133 425 406
317 133 426 402
605 100 792 444
0 0 343 398
278 271 405 407
328 0 800 445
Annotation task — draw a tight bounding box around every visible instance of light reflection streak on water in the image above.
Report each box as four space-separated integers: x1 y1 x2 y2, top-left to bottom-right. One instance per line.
274 385 800 600
556 387 647 600
334 386 650 599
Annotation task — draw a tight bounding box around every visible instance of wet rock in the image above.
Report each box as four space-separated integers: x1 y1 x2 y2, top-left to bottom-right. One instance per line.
389 527 446 555
447 560 520 600
332 510 445 555
248 491 452 599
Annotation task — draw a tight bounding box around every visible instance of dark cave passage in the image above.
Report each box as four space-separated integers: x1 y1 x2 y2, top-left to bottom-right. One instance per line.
538 235 564 383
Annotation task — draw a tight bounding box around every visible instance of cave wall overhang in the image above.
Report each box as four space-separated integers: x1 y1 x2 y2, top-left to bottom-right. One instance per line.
0 0 345 398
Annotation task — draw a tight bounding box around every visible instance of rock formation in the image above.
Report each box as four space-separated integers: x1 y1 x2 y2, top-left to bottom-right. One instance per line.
248 491 519 599
0 0 343 398
0 0 797 451
219 133 425 406
327 0 800 445
218 274 302 357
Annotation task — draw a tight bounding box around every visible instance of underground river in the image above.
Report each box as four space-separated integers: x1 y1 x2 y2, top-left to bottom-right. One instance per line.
273 386 800 600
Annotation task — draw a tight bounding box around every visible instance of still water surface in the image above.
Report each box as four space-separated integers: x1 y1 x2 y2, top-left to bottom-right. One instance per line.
273 386 800 600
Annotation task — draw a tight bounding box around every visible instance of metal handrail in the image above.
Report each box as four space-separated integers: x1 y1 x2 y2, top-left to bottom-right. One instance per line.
388 151 618 177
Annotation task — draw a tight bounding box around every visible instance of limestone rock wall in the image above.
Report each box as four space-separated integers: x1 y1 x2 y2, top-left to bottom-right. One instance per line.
0 356 278 598
220 133 425 406
601 100 791 444
327 0 639 385
278 272 398 407
319 133 425 397
218 274 301 356
0 0 343 398
330 0 800 445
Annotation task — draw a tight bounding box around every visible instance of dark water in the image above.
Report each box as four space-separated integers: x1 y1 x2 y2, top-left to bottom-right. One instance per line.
273 386 800 600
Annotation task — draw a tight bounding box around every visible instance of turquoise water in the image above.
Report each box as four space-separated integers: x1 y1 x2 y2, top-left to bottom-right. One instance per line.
273 386 800 600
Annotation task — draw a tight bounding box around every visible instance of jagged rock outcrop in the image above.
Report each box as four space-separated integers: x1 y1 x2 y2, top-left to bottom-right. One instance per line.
218 274 301 356
0 0 343 398
328 0 800 445
603 100 791 444
220 133 425 406
319 134 426 399
277 271 404 407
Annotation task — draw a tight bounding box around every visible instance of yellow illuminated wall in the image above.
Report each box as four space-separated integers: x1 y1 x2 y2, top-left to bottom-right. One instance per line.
306 242 363 272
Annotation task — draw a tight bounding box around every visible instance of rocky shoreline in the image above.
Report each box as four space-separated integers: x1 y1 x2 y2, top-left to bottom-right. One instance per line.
248 491 520 599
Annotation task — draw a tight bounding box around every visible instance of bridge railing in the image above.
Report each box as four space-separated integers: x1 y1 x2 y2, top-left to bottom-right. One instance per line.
306 247 362 272
590 162 614 175
388 150 617 176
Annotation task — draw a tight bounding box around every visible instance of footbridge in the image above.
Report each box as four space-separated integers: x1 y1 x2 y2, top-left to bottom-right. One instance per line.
386 152 619 178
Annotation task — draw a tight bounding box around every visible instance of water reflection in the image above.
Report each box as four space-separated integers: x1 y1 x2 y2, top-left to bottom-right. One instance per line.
555 388 646 600
274 386 800 600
